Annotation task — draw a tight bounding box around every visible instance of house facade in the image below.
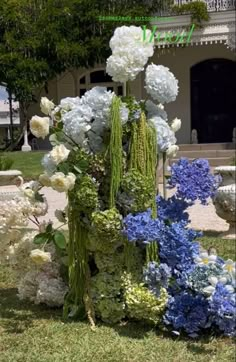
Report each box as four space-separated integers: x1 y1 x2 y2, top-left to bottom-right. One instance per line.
28 0 236 147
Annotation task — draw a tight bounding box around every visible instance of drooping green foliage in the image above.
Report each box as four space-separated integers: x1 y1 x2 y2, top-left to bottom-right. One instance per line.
109 95 123 208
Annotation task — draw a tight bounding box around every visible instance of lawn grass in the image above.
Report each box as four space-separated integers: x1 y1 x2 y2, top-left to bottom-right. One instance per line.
7 151 46 180
0 236 235 362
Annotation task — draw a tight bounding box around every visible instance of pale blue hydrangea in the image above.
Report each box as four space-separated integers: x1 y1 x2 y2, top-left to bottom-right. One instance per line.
145 64 179 104
149 116 176 152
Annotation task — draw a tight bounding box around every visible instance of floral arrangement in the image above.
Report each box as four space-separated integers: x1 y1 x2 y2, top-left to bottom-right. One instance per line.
2 25 235 338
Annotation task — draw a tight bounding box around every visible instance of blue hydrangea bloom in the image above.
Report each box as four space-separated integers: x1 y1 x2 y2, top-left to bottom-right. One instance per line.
209 283 236 337
164 291 211 336
168 158 220 204
122 209 165 244
143 262 171 296
156 194 190 223
158 221 201 275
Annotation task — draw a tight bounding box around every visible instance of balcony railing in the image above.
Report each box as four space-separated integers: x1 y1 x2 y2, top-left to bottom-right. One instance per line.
173 0 235 12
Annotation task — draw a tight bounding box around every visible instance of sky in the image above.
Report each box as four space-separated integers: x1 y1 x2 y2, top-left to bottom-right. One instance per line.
0 85 8 100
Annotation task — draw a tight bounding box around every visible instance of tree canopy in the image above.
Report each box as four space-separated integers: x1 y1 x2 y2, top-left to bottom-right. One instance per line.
0 0 172 104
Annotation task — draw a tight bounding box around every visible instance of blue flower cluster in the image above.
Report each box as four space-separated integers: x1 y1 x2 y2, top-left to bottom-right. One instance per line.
168 158 220 204
143 262 171 296
123 209 164 244
164 291 211 337
209 283 236 337
122 158 235 337
158 221 201 276
156 195 190 223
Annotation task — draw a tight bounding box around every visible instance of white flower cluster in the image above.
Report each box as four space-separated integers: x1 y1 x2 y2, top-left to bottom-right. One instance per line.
149 116 177 154
145 100 168 121
61 87 129 153
6 228 68 307
106 26 154 83
145 64 179 104
17 243 68 307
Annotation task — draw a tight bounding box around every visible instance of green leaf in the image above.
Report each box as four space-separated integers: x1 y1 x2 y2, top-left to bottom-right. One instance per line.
53 231 67 249
33 233 48 245
46 223 53 233
35 192 44 202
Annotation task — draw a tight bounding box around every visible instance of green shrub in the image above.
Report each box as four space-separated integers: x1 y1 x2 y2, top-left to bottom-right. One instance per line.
0 153 14 171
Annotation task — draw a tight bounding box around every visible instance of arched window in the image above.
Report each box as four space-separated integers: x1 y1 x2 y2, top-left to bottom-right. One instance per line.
79 69 124 97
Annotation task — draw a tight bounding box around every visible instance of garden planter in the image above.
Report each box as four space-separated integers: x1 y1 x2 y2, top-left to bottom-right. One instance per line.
213 166 236 239
0 170 24 200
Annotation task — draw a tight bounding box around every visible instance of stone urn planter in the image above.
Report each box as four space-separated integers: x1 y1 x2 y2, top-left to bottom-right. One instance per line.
0 170 24 201
213 166 236 239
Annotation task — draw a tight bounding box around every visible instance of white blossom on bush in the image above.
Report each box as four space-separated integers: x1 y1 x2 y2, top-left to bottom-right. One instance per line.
145 64 179 104
40 97 55 116
49 144 70 165
50 172 76 193
30 116 50 139
39 173 51 187
30 249 52 265
106 26 154 82
171 118 181 132
166 145 179 158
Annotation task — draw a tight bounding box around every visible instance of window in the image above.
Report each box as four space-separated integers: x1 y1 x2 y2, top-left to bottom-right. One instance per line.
78 69 124 96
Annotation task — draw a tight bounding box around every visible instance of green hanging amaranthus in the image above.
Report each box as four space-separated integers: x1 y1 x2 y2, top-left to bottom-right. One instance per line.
129 111 159 263
109 95 123 209
63 193 95 326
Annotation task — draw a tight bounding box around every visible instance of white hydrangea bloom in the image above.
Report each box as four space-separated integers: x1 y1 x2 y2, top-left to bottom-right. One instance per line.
61 87 129 152
145 64 179 104
106 26 154 82
35 277 68 307
149 116 176 152
145 100 168 121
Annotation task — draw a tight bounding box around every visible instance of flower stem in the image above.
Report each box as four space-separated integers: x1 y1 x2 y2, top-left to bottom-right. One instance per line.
163 152 167 200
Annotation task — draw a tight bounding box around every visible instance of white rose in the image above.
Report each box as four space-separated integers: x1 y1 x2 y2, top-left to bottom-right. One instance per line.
66 173 76 191
30 249 52 264
40 97 55 115
166 145 179 158
171 118 181 132
49 144 70 165
30 116 50 139
39 173 51 187
50 172 76 193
